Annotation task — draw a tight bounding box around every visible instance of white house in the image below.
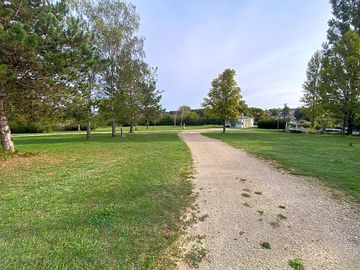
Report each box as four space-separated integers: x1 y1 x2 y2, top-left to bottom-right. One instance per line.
225 116 254 128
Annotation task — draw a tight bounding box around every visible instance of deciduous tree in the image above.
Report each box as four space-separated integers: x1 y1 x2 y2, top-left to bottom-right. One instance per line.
202 69 243 133
301 51 324 128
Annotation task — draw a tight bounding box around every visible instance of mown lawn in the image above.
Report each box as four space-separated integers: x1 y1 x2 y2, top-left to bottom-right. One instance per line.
204 129 360 202
0 133 193 269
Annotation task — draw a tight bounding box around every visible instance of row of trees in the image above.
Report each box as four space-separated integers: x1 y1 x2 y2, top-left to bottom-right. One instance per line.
301 0 360 135
0 0 163 152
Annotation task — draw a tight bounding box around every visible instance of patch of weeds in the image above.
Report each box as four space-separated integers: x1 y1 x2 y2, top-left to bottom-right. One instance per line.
255 191 262 195
279 205 286 209
241 192 251 198
89 206 116 225
260 242 271 249
257 210 264 215
0 149 16 160
289 258 305 270
240 178 247 182
277 213 287 220
184 235 207 268
243 202 251 207
239 231 245 236
199 214 209 222
242 188 251 192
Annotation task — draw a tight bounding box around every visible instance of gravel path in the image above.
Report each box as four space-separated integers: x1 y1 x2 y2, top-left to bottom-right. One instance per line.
178 132 360 270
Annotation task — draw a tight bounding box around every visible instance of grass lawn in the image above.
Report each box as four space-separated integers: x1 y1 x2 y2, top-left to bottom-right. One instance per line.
204 129 360 202
0 133 193 269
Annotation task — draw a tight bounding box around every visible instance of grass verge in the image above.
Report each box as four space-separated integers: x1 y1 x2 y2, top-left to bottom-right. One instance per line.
0 133 193 269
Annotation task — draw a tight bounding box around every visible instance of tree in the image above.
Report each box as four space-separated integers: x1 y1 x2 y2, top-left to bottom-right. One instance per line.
0 1 87 152
202 69 243 133
321 30 360 135
141 67 163 129
178 105 191 126
321 0 360 135
327 0 360 44
301 51 324 128
171 111 178 126
268 108 281 129
86 0 142 137
268 108 280 118
248 107 268 122
119 58 147 133
282 103 291 119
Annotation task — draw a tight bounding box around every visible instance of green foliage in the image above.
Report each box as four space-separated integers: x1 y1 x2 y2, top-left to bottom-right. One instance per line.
202 68 244 132
257 119 288 129
289 258 305 270
142 67 163 127
321 30 360 134
248 107 269 123
282 104 291 119
301 51 323 128
327 0 360 44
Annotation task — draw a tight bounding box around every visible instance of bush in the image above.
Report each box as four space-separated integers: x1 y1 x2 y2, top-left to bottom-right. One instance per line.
11 123 46 133
257 119 288 129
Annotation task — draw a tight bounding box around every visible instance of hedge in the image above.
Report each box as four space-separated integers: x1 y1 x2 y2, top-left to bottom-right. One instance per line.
257 119 288 129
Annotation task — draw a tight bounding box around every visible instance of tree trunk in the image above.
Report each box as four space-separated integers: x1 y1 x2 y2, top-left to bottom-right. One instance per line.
180 112 184 126
223 120 226 133
111 106 116 137
78 124 81 132
173 114 177 127
86 105 91 140
130 125 134 133
146 120 149 129
347 113 353 136
0 97 15 153
86 119 91 140
342 113 346 137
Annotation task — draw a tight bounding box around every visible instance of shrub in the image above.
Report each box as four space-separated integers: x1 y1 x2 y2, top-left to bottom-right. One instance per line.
11 123 46 133
257 119 288 129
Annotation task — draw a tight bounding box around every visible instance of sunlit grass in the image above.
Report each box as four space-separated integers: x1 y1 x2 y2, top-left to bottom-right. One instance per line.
0 133 193 269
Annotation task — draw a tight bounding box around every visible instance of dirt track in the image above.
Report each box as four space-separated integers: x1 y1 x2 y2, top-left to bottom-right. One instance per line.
179 132 360 270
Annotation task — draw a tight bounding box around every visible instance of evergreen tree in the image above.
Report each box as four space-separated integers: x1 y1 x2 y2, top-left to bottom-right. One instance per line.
0 1 86 151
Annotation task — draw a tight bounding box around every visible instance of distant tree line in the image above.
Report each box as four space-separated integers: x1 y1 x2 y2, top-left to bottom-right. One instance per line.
0 0 163 152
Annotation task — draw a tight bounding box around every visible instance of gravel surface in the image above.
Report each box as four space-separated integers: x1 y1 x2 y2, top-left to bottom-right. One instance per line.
178 132 360 270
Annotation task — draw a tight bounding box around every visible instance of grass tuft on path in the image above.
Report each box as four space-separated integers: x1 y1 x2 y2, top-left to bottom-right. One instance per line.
0 133 193 269
204 129 360 202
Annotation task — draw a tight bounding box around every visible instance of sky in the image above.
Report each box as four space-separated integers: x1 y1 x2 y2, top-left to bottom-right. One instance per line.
131 0 332 110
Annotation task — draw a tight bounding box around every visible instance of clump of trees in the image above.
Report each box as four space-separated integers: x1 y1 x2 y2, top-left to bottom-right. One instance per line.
301 0 360 135
0 0 163 152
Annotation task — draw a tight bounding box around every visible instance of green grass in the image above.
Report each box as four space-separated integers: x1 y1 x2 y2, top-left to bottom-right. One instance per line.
0 133 193 269
204 129 360 202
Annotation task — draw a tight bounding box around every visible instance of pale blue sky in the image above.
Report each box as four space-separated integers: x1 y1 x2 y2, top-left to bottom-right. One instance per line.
131 0 332 110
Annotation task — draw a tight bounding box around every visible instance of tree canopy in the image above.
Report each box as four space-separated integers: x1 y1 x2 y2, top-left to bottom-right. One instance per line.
202 68 244 132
